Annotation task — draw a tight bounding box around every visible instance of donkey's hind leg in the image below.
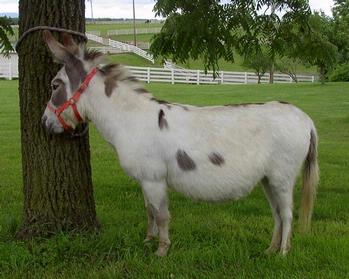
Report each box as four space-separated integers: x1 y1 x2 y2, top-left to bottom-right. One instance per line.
277 186 294 256
141 180 171 257
265 176 295 255
262 178 282 254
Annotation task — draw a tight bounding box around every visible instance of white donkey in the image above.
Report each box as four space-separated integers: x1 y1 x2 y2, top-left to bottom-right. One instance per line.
41 31 319 257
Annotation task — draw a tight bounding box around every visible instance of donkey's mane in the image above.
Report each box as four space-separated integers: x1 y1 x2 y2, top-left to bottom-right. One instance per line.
99 63 152 98
84 49 104 61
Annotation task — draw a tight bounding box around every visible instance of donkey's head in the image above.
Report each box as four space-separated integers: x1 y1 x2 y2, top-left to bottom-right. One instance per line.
41 30 103 134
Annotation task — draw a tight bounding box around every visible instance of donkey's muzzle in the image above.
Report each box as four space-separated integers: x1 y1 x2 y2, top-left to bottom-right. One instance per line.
41 114 64 135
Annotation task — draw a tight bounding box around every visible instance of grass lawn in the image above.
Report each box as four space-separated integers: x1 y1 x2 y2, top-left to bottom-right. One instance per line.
0 80 348 278
86 23 164 37
109 34 156 43
107 53 160 68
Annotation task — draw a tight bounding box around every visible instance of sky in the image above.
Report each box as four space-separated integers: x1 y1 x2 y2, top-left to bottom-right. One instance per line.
0 0 335 19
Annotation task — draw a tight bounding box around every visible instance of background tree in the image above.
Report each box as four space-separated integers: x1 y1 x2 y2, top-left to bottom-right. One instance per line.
242 50 271 83
0 16 14 57
275 56 302 82
16 0 99 238
151 0 311 77
295 12 338 83
332 0 349 64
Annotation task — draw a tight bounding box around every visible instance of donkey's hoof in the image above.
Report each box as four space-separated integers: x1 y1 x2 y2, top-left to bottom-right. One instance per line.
280 248 290 256
143 236 154 243
155 242 170 257
264 246 279 255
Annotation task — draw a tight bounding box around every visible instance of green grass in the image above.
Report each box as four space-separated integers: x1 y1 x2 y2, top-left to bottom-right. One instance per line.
0 80 348 278
86 23 163 37
107 53 160 67
109 34 156 43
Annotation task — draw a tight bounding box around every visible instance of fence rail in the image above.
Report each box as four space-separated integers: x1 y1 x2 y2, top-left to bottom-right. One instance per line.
107 27 161 36
126 67 315 85
0 54 18 80
86 33 154 63
89 46 128 54
0 55 315 85
87 30 101 36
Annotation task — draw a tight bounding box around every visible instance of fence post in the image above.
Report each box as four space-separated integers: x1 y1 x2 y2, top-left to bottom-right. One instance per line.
197 70 200 85
221 71 224 84
171 68 174 84
244 72 248 84
311 75 315 83
147 67 150 83
289 76 293 83
9 60 12 80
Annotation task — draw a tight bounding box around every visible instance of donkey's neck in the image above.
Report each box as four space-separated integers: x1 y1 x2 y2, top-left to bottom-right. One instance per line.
82 79 157 145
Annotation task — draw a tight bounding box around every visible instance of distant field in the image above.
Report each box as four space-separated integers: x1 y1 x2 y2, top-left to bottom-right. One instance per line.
0 80 348 278
86 22 163 36
109 33 155 43
107 53 159 67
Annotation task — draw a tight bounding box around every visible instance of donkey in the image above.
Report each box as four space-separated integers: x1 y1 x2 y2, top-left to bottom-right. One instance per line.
41 31 319 257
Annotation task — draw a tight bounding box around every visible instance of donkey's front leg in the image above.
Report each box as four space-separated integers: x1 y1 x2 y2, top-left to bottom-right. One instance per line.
141 180 171 257
143 202 158 242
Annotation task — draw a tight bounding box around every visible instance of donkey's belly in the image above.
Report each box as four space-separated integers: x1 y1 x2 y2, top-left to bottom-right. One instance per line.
167 172 260 202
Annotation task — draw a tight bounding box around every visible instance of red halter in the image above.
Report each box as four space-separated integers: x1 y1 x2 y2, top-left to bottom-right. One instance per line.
47 67 98 131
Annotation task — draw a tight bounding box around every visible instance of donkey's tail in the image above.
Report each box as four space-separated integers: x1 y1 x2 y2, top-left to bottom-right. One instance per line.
299 127 319 233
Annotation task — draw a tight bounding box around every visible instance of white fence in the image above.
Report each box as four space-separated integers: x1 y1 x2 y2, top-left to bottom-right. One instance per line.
107 27 162 36
0 54 18 80
0 55 315 84
87 30 101 36
120 41 150 50
89 46 127 54
86 33 155 63
127 67 315 84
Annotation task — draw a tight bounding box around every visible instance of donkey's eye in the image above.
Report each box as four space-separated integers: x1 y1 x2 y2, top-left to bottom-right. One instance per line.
51 84 59 91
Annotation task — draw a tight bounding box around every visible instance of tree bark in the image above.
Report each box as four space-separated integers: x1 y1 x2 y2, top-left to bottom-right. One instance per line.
319 64 326 84
269 62 274 84
17 0 99 238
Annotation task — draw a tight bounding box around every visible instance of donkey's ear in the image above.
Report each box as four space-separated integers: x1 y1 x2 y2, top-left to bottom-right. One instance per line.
61 32 80 56
43 30 71 64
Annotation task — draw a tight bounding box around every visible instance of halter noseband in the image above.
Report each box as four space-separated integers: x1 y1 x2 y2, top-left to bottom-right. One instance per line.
47 67 98 131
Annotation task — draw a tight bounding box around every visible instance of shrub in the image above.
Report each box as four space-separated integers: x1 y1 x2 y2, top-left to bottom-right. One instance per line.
329 64 349 81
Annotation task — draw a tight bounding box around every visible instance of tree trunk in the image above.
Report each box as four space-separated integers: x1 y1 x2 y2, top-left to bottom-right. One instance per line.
319 65 326 84
17 0 99 238
269 62 274 84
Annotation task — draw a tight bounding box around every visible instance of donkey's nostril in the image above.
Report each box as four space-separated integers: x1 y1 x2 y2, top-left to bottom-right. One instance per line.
41 115 48 128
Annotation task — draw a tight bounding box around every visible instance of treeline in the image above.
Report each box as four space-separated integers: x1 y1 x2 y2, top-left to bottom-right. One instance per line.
1 16 18 25
243 8 349 83
151 0 349 83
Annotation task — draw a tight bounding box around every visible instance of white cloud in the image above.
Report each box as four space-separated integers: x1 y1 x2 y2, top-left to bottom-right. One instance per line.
309 0 334 16
0 0 18 12
86 0 157 19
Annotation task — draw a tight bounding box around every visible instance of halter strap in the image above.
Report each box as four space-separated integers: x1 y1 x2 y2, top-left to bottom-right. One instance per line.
47 67 98 131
